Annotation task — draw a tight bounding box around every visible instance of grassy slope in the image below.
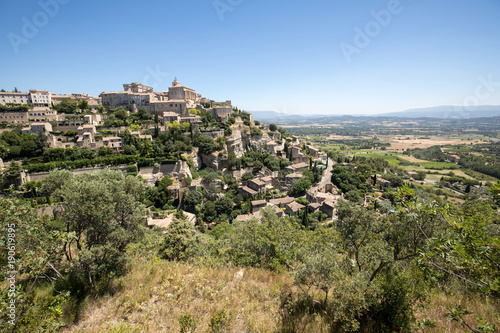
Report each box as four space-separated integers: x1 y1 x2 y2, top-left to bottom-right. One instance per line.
63 257 291 333
63 257 499 333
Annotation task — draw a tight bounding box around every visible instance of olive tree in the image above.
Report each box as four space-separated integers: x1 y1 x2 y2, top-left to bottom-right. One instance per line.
55 169 147 287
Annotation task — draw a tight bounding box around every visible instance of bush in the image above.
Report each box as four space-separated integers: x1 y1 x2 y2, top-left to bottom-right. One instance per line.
209 310 229 333
250 127 263 137
291 178 312 196
179 313 197 333
295 197 309 206
158 215 199 261
126 165 138 174
241 171 255 181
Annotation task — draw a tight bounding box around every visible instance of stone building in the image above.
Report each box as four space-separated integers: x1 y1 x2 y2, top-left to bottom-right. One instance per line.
1 89 57 123
102 136 123 152
210 106 232 123
163 112 180 124
168 78 197 101
100 82 154 112
0 91 30 105
101 80 197 115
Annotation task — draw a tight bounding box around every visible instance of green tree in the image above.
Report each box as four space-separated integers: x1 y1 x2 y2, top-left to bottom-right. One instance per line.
0 197 69 332
53 98 78 114
159 213 200 261
181 121 191 133
136 107 151 120
196 135 219 155
215 196 234 219
241 172 254 181
183 190 203 212
35 130 50 155
114 108 129 121
420 199 500 298
140 140 154 157
269 123 278 132
41 169 74 198
201 201 217 222
414 171 427 181
290 178 312 196
56 169 147 287
78 99 89 113
3 161 22 188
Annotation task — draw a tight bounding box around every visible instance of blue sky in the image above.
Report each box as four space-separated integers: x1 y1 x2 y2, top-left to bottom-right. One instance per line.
1 0 499 114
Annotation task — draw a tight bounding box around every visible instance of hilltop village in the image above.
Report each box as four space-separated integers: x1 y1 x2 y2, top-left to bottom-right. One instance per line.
0 80 343 228
2 81 499 332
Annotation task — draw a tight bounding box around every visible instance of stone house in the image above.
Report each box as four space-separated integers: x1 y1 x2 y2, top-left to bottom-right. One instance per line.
248 178 266 193
286 201 305 217
102 136 123 152
251 200 268 213
320 201 335 218
239 186 258 198
269 196 296 208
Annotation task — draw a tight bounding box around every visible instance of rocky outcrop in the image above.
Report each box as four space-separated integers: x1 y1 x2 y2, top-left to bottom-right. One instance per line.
226 128 273 157
226 129 246 158
246 134 272 152
200 152 227 171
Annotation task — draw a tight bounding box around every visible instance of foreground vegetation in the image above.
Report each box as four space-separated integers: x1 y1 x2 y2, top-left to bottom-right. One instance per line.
1 168 499 332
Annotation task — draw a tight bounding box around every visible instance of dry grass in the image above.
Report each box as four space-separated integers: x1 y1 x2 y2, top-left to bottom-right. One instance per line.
380 136 485 150
415 291 499 333
63 258 292 333
61 258 499 333
398 155 429 163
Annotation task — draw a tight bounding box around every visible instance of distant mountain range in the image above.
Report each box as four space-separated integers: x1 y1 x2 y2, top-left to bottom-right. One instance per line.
376 105 500 119
250 105 500 122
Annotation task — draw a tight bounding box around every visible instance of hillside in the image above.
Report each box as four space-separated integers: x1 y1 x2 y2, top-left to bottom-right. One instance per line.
63 258 290 332
63 257 497 333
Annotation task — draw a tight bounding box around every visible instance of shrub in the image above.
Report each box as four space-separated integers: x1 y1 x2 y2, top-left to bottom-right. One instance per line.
209 310 229 333
158 215 199 261
241 171 255 181
179 313 197 333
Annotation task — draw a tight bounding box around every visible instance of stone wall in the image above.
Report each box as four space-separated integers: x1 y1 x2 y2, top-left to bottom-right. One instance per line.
27 166 129 182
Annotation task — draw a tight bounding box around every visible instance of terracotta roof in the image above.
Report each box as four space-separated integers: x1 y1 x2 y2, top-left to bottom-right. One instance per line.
249 179 266 186
269 197 295 206
290 162 309 169
322 201 335 208
286 201 305 212
286 172 303 178
240 186 258 196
